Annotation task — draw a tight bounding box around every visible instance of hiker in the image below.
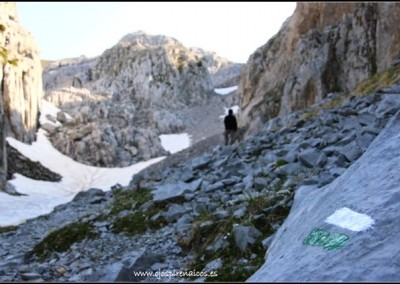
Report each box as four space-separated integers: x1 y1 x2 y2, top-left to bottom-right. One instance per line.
224 109 238 145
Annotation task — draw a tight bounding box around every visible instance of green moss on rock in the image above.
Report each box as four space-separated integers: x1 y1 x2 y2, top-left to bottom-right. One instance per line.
30 221 99 261
0 225 18 233
110 187 153 215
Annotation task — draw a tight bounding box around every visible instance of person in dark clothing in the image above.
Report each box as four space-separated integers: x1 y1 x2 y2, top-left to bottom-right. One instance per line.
224 109 238 145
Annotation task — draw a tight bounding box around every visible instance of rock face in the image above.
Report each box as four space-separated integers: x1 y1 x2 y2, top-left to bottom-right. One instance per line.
42 31 243 167
0 3 43 189
248 105 400 282
238 2 400 136
6 142 61 182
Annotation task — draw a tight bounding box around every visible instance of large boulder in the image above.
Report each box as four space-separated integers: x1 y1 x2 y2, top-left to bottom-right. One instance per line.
248 111 400 282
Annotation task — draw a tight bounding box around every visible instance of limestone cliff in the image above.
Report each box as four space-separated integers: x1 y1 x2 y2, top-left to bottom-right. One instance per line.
238 2 400 135
42 31 242 167
0 2 43 189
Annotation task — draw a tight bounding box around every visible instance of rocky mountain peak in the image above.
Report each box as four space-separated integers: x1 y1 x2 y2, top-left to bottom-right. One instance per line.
117 30 182 48
42 31 243 167
0 2 18 22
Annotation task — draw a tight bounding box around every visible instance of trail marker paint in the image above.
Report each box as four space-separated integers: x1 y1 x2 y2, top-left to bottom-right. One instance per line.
325 207 375 232
303 228 349 250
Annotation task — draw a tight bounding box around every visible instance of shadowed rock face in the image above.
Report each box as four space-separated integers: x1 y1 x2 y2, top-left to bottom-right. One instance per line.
0 3 42 189
238 2 400 136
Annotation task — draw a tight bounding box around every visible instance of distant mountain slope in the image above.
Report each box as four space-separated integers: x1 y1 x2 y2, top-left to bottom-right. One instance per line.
41 31 243 167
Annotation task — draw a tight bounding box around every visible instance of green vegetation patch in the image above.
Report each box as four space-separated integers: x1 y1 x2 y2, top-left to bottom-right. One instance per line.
322 96 347 109
112 211 168 235
299 108 321 121
181 192 292 282
0 225 18 233
354 64 400 96
112 212 147 235
109 186 170 235
110 187 153 215
204 238 265 282
275 159 289 167
184 217 266 282
250 148 263 158
30 221 99 261
248 194 290 235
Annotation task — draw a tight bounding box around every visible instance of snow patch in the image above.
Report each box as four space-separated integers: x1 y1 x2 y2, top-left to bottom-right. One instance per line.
214 85 238 95
159 133 191 154
219 105 240 119
0 100 192 227
39 99 72 126
4 131 165 226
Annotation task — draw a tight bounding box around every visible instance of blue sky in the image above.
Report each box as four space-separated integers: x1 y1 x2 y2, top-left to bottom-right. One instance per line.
17 2 296 63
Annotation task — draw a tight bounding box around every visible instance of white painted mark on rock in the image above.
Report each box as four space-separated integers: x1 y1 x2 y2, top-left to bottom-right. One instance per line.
325 207 375 232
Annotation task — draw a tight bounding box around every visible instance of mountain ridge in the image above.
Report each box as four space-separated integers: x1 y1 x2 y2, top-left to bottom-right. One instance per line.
41 30 242 167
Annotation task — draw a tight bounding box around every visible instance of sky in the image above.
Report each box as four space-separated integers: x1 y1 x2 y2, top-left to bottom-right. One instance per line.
16 2 296 63
0 86 237 227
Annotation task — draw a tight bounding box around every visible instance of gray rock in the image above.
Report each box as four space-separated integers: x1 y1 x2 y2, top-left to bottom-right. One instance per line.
72 188 105 203
211 236 229 252
262 234 275 249
339 142 363 162
115 249 164 282
322 145 339 156
86 262 123 282
233 208 247 219
203 258 223 273
153 178 202 202
41 123 58 134
358 133 376 150
253 178 269 191
298 148 321 168
184 193 195 201
205 181 225 193
213 209 229 220
336 133 357 146
20 272 42 281
281 162 304 176
163 204 191 223
0 248 8 257
334 154 349 168
248 111 400 282
357 113 376 126
232 225 262 252
190 156 212 171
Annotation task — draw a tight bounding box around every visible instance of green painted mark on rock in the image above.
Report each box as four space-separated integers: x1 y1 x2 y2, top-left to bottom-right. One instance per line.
303 228 349 250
